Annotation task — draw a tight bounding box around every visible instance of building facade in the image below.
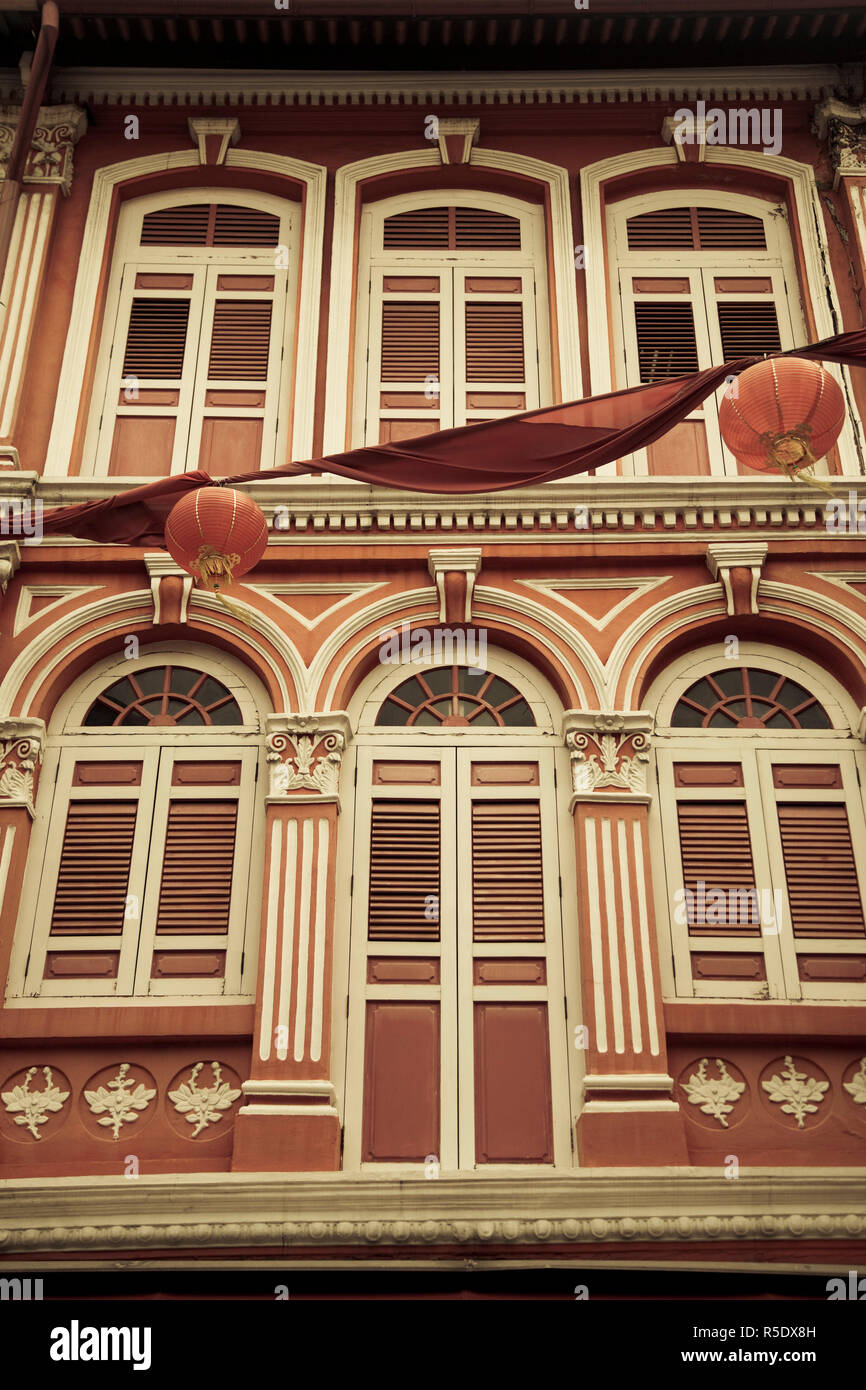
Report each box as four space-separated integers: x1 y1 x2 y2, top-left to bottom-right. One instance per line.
0 1 865 1288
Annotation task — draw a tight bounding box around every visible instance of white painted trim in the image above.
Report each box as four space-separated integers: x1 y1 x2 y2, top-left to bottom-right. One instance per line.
323 147 579 455
1 1169 863 1259
580 145 863 478
31 66 842 109
45 147 327 476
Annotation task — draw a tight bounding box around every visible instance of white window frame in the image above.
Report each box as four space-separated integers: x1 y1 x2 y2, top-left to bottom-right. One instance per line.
82 187 299 478
608 189 808 477
351 190 552 448
7 650 266 1007
650 647 866 1003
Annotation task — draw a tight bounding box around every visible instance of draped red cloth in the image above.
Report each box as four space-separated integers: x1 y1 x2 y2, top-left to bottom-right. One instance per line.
40 329 866 547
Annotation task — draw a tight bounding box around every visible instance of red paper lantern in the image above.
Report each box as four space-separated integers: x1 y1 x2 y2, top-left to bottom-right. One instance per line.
164 487 268 596
718 357 845 479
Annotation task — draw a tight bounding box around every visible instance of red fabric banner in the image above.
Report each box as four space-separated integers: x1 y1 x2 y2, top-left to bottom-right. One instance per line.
40 329 866 547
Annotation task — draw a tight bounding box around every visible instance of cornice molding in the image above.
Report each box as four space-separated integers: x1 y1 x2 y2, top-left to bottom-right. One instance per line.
0 1171 863 1257
8 65 842 109
32 477 866 539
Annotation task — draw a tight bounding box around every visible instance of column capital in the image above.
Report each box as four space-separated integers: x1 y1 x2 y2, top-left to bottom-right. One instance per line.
813 98 866 187
0 717 45 813
265 712 352 802
0 541 21 593
0 104 88 196
562 709 653 800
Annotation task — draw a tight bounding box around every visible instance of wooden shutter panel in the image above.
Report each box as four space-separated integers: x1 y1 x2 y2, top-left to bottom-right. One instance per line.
464 302 525 382
207 300 273 380
455 208 521 248
677 802 760 935
155 801 238 934
380 302 440 382
383 208 450 249
627 208 695 249
50 802 137 934
777 804 866 939
212 205 279 247
471 802 545 942
140 203 279 248
121 298 191 379
696 207 766 249
717 303 782 361
140 204 210 246
368 801 440 941
626 206 767 251
633 301 700 381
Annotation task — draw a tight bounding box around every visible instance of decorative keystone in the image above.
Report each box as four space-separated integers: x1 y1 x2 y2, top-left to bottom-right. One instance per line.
144 553 193 625
427 548 482 623
187 116 241 166
706 542 768 617
435 118 479 165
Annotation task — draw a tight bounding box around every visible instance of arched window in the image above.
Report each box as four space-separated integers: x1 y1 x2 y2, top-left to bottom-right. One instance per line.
607 191 811 476
84 189 298 478
341 652 573 1172
11 650 264 1002
651 649 866 1002
351 192 552 446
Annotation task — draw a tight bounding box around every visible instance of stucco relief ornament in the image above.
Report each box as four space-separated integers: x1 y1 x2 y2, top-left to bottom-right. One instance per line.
567 716 650 794
84 1064 156 1140
2 1066 69 1140
266 730 345 796
681 1058 745 1128
843 1057 866 1107
168 1062 241 1138
0 738 38 803
762 1055 829 1128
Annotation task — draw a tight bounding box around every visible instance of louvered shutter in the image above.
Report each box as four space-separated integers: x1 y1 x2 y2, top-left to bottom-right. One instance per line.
121 298 191 379
633 301 700 382
367 270 449 443
155 802 238 934
135 751 255 994
27 754 158 996
471 801 545 942
207 301 273 380
368 801 441 941
676 802 761 935
777 804 866 939
188 271 285 476
102 268 202 477
717 302 782 360
50 802 137 934
140 203 279 248
625 206 766 251
382 206 521 251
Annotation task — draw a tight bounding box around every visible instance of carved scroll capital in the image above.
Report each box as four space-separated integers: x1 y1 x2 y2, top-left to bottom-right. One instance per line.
0 717 45 811
562 710 654 798
265 713 352 800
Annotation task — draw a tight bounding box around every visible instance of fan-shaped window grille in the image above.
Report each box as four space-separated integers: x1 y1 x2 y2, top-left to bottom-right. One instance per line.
83 666 242 727
672 668 832 730
376 667 535 728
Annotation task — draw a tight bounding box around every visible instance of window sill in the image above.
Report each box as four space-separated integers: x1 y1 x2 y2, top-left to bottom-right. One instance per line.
664 999 866 1038
0 1001 255 1041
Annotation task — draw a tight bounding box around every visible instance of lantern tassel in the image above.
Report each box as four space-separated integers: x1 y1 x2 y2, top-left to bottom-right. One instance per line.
192 545 249 622
759 425 838 496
